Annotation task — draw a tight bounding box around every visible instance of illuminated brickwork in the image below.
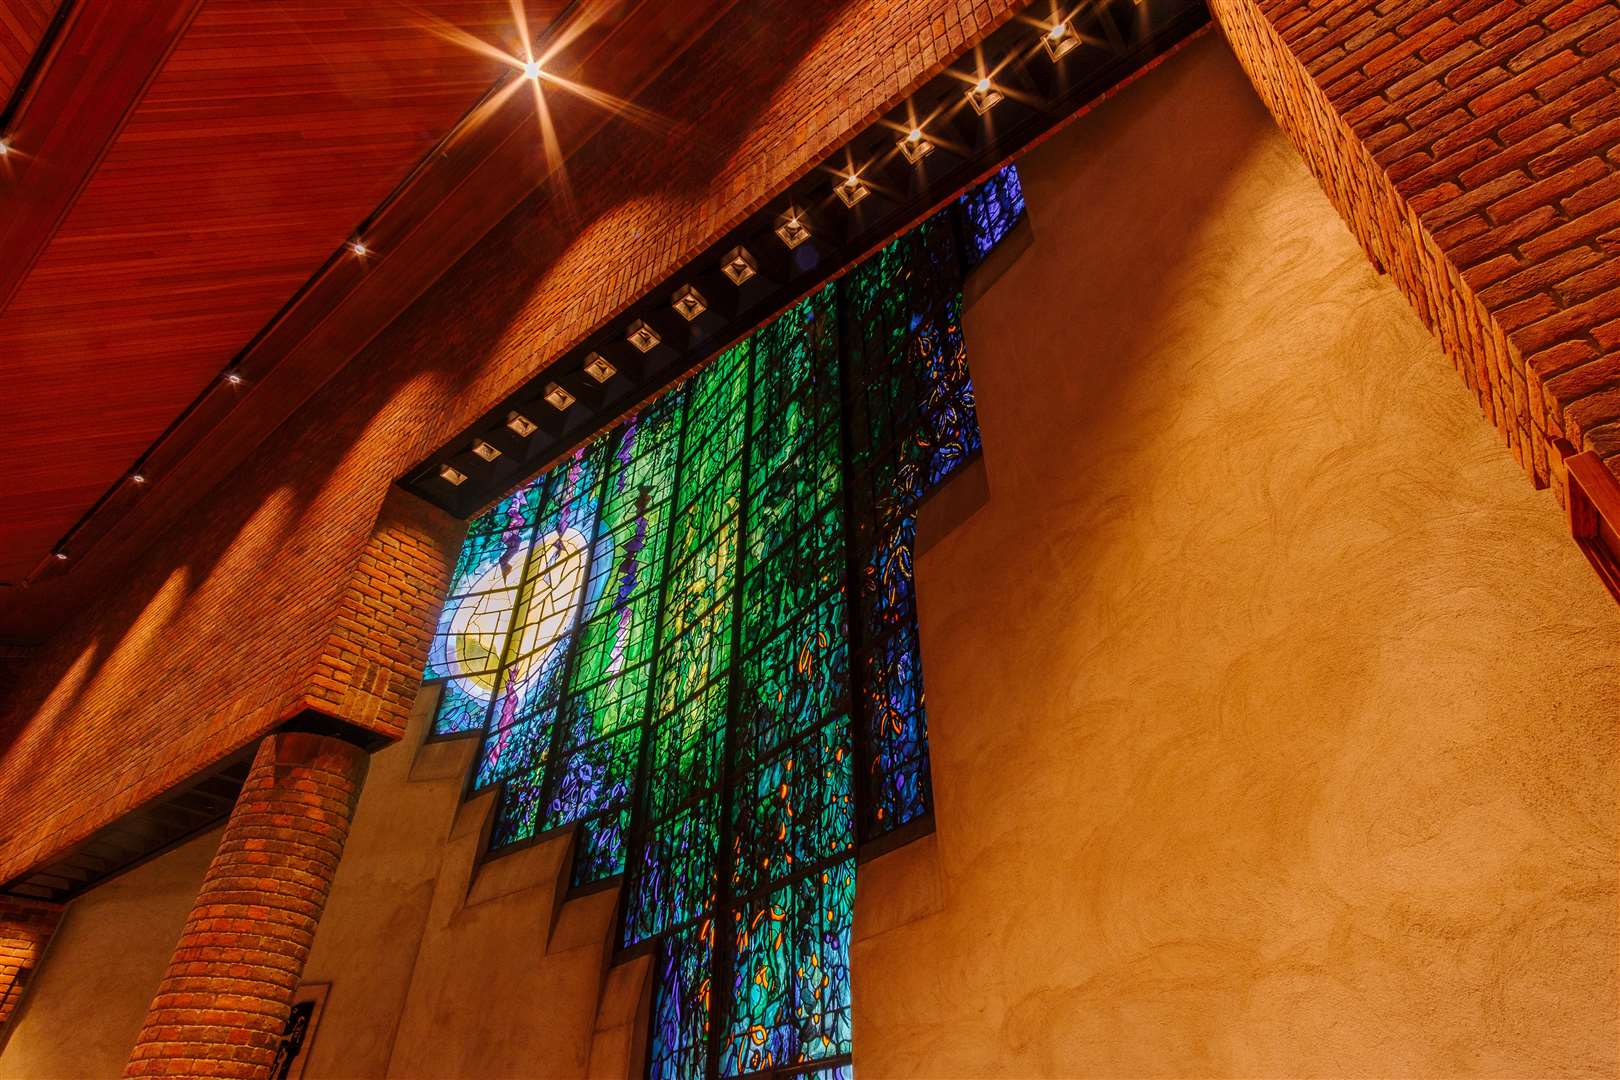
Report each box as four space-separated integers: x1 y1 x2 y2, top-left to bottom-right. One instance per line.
1211 0 1620 492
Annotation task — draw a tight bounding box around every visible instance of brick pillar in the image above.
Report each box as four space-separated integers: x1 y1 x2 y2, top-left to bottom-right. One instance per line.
0 896 64 1046
125 731 368 1079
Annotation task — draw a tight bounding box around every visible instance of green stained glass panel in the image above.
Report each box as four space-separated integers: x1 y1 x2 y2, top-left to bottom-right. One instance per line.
424 165 1022 1080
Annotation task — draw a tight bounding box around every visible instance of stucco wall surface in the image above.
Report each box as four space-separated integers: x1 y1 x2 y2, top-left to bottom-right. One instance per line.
852 31 1620 1079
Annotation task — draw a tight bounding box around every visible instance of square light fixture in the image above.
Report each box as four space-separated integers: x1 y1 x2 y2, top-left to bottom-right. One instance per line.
1042 20 1079 60
506 411 538 437
544 382 576 411
438 463 468 486
898 127 934 164
966 76 1004 115
627 319 661 352
834 173 870 208
672 284 707 321
775 211 810 250
471 439 502 462
584 352 617 383
721 245 757 285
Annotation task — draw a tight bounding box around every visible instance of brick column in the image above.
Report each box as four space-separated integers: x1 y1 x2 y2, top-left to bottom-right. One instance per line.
125 731 368 1079
0 896 63 1046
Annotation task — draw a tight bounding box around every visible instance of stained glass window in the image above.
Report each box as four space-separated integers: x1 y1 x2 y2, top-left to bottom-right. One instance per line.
959 162 1026 267
424 167 1024 1078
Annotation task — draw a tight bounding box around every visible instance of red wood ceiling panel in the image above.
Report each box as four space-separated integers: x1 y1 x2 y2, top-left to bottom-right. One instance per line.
0 0 58 104
0 0 741 638
0 0 560 582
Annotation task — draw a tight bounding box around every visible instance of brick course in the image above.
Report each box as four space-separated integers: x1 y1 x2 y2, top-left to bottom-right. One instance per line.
124 732 367 1080
298 488 467 741
1209 0 1620 492
0 0 1028 887
0 896 62 1042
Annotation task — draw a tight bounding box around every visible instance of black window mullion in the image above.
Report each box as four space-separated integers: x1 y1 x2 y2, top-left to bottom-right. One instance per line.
833 264 879 847
707 335 757 1080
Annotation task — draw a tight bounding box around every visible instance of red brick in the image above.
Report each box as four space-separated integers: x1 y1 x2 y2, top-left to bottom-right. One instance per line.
1545 353 1620 410
1521 198 1620 260
1514 288 1620 352
1479 246 1606 307
0 898 63 1031
1484 155 1610 224
1528 115 1620 177
125 733 368 1078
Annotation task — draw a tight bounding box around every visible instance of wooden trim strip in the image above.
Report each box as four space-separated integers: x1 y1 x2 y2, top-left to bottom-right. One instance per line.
1564 449 1620 605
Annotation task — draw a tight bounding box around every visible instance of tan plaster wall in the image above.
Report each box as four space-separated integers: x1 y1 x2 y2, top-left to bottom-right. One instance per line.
852 31 1620 1079
329 698 623 1080
0 825 218 1078
4 31 1617 1080
0 688 634 1080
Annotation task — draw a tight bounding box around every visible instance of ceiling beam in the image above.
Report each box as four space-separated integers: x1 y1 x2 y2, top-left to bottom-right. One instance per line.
0 0 205 314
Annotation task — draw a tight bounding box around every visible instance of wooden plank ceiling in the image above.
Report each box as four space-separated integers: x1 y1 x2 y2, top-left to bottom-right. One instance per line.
0 0 564 584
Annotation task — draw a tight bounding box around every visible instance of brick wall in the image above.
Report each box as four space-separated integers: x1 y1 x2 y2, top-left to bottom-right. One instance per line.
124 732 367 1078
1209 0 1620 492
0 897 62 1039
0 0 1027 884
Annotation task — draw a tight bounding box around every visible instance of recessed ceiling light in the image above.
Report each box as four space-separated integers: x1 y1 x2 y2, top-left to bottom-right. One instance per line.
672 284 707 321
721 245 757 285
225 371 243 386
584 352 616 383
438 463 468 486
835 173 870 208
523 59 542 80
1042 20 1079 60
0 138 10 157
966 76 1003 115
130 472 147 485
350 239 369 257
775 211 810 249
898 126 934 164
627 319 661 353
544 382 576 410
471 439 501 462
506 411 538 437
52 549 68 561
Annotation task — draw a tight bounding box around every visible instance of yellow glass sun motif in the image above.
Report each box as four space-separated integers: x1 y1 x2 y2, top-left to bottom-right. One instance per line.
448 526 591 701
